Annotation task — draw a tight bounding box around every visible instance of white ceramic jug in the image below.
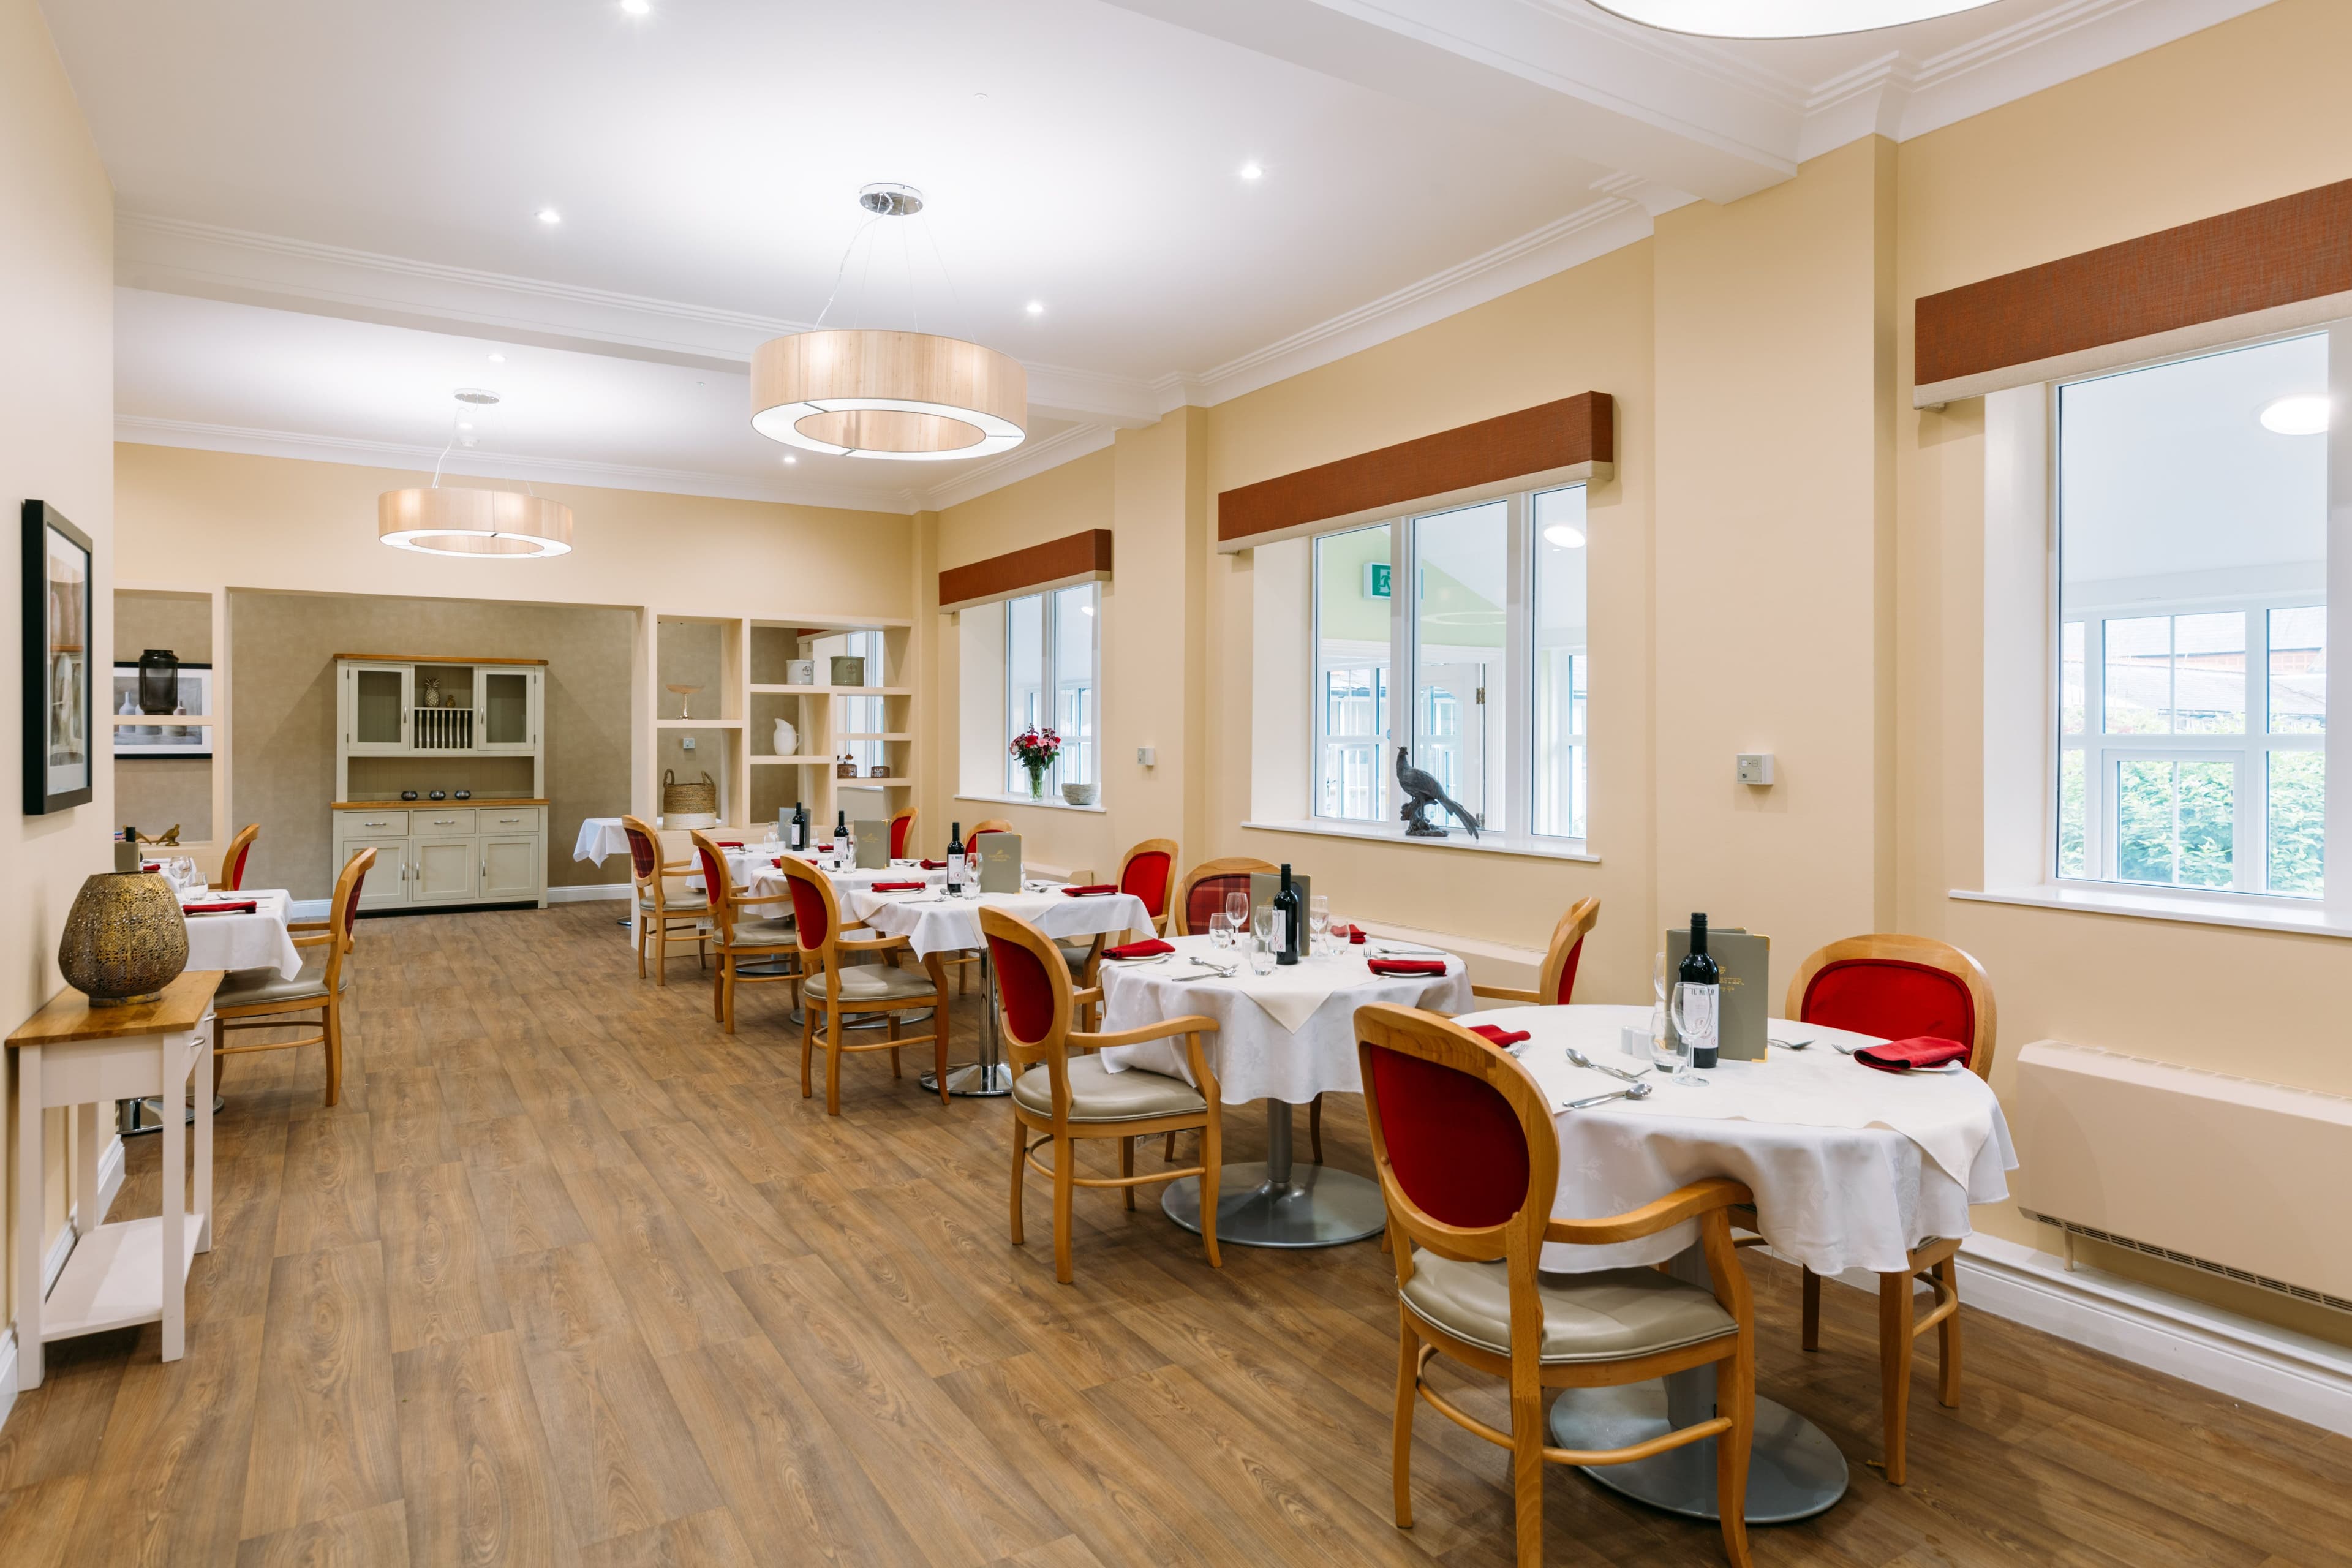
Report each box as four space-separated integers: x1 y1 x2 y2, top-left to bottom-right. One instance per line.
772 717 797 757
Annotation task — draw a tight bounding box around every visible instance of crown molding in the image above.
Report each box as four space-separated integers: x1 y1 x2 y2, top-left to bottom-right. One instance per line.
115 415 918 514
115 213 1164 429
918 422 1118 513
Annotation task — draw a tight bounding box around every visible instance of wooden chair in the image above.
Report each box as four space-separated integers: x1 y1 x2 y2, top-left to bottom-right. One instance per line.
689 831 799 1032
982 907 1224 1284
778 855 952 1115
1358 1003 1756 1568
1469 897 1600 1007
216 823 260 892
625 815 707 982
934 819 1016 997
213 848 375 1107
1170 856 1276 936
968 817 1013 839
1114 837 1179 938
1784 932 1998 1486
889 806 918 860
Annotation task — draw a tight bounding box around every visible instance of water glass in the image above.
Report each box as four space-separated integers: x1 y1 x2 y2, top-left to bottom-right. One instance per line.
1224 889 1251 938
1665 981 1712 1086
1308 894 1330 956
1248 935 1276 976
1253 906 1276 952
1208 911 1233 950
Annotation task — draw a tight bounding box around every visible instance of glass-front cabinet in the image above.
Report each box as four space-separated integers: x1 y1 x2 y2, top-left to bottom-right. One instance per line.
344 663 411 753
478 668 538 752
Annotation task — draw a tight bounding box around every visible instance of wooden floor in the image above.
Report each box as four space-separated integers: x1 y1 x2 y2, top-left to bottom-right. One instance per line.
1 902 2343 1567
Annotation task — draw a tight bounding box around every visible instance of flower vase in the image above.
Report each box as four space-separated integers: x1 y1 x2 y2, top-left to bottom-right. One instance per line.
1026 764 1046 799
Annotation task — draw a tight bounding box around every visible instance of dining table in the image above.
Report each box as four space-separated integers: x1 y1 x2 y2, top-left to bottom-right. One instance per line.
178 886 301 981
1096 932 1472 1249
844 883 1155 1097
1457 1001 2018 1525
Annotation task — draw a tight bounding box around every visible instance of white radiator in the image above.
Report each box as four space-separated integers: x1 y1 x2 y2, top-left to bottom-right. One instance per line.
2011 1040 2352 1312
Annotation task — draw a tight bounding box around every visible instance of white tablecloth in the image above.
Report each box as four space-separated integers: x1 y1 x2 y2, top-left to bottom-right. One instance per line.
181 888 303 981
574 816 630 865
1460 1003 2016 1278
1098 933 1471 1105
845 888 1152 960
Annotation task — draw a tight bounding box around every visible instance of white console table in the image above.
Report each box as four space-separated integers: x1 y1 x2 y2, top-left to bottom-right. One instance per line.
7 970 219 1389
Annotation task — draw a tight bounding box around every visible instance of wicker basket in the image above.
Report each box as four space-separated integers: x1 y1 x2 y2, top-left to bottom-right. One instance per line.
662 768 718 828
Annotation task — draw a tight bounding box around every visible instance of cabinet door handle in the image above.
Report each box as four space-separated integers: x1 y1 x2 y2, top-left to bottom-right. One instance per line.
497 816 521 824
363 818 390 827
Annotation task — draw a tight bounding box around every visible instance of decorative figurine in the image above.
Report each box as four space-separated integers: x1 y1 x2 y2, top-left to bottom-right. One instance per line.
1395 747 1480 839
454 789 472 799
428 790 447 800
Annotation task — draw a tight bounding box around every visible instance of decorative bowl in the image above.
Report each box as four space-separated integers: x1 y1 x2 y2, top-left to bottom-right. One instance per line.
1062 783 1099 807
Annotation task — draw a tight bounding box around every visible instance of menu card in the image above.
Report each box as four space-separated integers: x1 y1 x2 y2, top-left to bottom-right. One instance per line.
854 820 888 870
979 834 1023 893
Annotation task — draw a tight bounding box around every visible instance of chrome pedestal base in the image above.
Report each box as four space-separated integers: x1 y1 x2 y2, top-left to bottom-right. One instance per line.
920 946 1012 1097
1161 1099 1385 1248
1548 1387 1847 1523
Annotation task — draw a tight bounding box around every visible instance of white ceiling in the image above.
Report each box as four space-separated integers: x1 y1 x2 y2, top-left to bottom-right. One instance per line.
49 0 2274 513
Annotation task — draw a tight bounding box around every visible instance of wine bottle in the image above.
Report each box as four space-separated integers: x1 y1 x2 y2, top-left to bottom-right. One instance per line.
1678 912 1721 1070
944 821 965 895
792 801 808 851
1273 863 1303 966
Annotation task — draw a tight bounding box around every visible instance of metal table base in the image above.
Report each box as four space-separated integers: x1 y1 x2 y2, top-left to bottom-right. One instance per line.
922 944 1013 1098
1548 1244 1847 1523
1162 1098 1387 1248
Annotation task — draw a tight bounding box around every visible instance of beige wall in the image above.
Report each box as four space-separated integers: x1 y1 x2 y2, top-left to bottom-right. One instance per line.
228 590 635 898
1 0 116 1352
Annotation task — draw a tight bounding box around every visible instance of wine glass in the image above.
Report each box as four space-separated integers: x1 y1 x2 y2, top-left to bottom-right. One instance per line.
1665 982 1712 1086
1307 894 1330 957
1208 911 1232 951
1248 932 1276 976
1649 951 1673 1067
1253 905 1275 953
1224 889 1250 940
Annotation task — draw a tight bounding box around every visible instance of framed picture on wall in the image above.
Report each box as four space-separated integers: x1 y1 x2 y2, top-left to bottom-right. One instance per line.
110 663 213 760
22 500 94 814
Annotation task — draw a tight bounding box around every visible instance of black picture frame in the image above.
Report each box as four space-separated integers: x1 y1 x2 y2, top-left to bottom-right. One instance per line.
23 499 95 814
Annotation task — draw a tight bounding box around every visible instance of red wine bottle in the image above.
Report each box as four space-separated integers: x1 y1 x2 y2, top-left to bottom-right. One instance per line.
1679 913 1721 1069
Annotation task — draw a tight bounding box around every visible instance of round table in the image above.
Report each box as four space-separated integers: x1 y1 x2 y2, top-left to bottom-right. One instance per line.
1098 933 1471 1248
847 886 1155 1097
1458 1002 2016 1525
178 888 301 981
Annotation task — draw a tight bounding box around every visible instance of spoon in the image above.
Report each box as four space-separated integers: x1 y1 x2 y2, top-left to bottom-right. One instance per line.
1564 1047 1649 1083
1560 1082 1654 1111
1774 1037 1818 1051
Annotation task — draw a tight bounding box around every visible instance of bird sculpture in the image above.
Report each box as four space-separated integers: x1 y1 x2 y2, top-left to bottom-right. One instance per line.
1395 747 1479 838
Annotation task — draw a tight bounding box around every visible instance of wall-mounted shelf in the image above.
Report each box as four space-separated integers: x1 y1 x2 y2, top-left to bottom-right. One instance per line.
112 713 214 726
655 717 743 729
749 755 834 766
838 732 913 741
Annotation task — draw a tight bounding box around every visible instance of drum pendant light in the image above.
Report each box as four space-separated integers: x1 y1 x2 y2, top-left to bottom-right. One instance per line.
1590 0 1998 36
750 184 1028 462
377 388 574 557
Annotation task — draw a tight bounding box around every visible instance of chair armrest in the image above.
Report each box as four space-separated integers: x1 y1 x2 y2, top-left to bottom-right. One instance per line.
837 930 910 954
1071 984 1103 1009
1469 984 1541 1005
1069 1014 1216 1050
1544 1177 1752 1246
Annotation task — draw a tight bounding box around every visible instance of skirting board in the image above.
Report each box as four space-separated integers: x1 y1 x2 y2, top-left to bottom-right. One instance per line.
0 1131 125 1411
1789 1233 2352 1438
548 883 629 904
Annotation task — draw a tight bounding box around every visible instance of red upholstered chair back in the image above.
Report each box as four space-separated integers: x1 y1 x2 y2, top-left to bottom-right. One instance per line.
978 908 1078 1107
1545 896 1602 1006
1117 839 1178 929
1356 1003 1557 1268
777 858 835 952
1172 858 1276 936
1790 935 1998 1080
217 823 260 892
889 809 917 860
322 848 377 994
340 855 370 938
690 836 731 914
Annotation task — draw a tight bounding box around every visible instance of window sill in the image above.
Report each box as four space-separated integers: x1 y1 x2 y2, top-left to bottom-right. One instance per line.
955 792 1107 815
1241 818 1598 864
1951 883 2352 940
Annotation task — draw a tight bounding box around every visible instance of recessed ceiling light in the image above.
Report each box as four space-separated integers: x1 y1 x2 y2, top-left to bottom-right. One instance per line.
1026 301 1044 315
1544 523 1586 549
1588 1 1999 37
620 0 650 15
536 207 561 225
487 352 505 363
2261 395 2331 436
1238 162 1264 181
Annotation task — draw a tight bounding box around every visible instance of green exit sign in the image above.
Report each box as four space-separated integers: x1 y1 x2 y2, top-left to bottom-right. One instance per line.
1363 562 1391 599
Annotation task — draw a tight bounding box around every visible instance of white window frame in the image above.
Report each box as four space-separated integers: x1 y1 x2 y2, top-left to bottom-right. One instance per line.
1002 583 1100 797
1301 484 1588 853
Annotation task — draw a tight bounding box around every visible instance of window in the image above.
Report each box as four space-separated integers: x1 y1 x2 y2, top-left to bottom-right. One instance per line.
2056 330 2335 900
1001 582 1099 796
1308 484 1589 845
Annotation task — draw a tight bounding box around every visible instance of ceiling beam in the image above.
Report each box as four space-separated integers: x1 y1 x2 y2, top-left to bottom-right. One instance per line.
113 213 1166 431
1096 0 1801 204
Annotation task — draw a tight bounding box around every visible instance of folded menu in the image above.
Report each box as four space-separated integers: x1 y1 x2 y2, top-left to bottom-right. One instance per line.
1104 938 1173 959
1061 884 1117 897
1368 957 1447 977
870 880 927 892
1853 1036 1971 1073
1468 1023 1529 1049
183 900 258 914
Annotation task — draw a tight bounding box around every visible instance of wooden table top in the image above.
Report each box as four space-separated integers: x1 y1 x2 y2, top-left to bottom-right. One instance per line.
7 970 225 1047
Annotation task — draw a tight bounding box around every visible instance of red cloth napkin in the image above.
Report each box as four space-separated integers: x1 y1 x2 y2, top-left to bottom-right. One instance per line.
1853 1036 1972 1074
771 857 786 867
183 900 258 914
1469 1023 1529 1049
870 880 927 892
815 843 835 852
919 859 948 869
1061 884 1117 897
1104 938 1174 959
1335 924 1367 944
1368 957 1447 976
717 840 744 848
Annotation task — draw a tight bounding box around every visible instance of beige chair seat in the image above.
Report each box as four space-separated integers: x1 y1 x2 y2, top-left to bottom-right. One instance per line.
1056 940 1095 971
725 918 797 946
1401 1250 1737 1364
215 956 346 1011
1012 1055 1207 1123
803 961 935 1003
642 891 707 912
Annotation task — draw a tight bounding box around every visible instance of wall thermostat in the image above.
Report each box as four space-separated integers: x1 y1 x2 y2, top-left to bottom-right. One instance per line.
1136 746 1156 766
1736 752 1774 786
